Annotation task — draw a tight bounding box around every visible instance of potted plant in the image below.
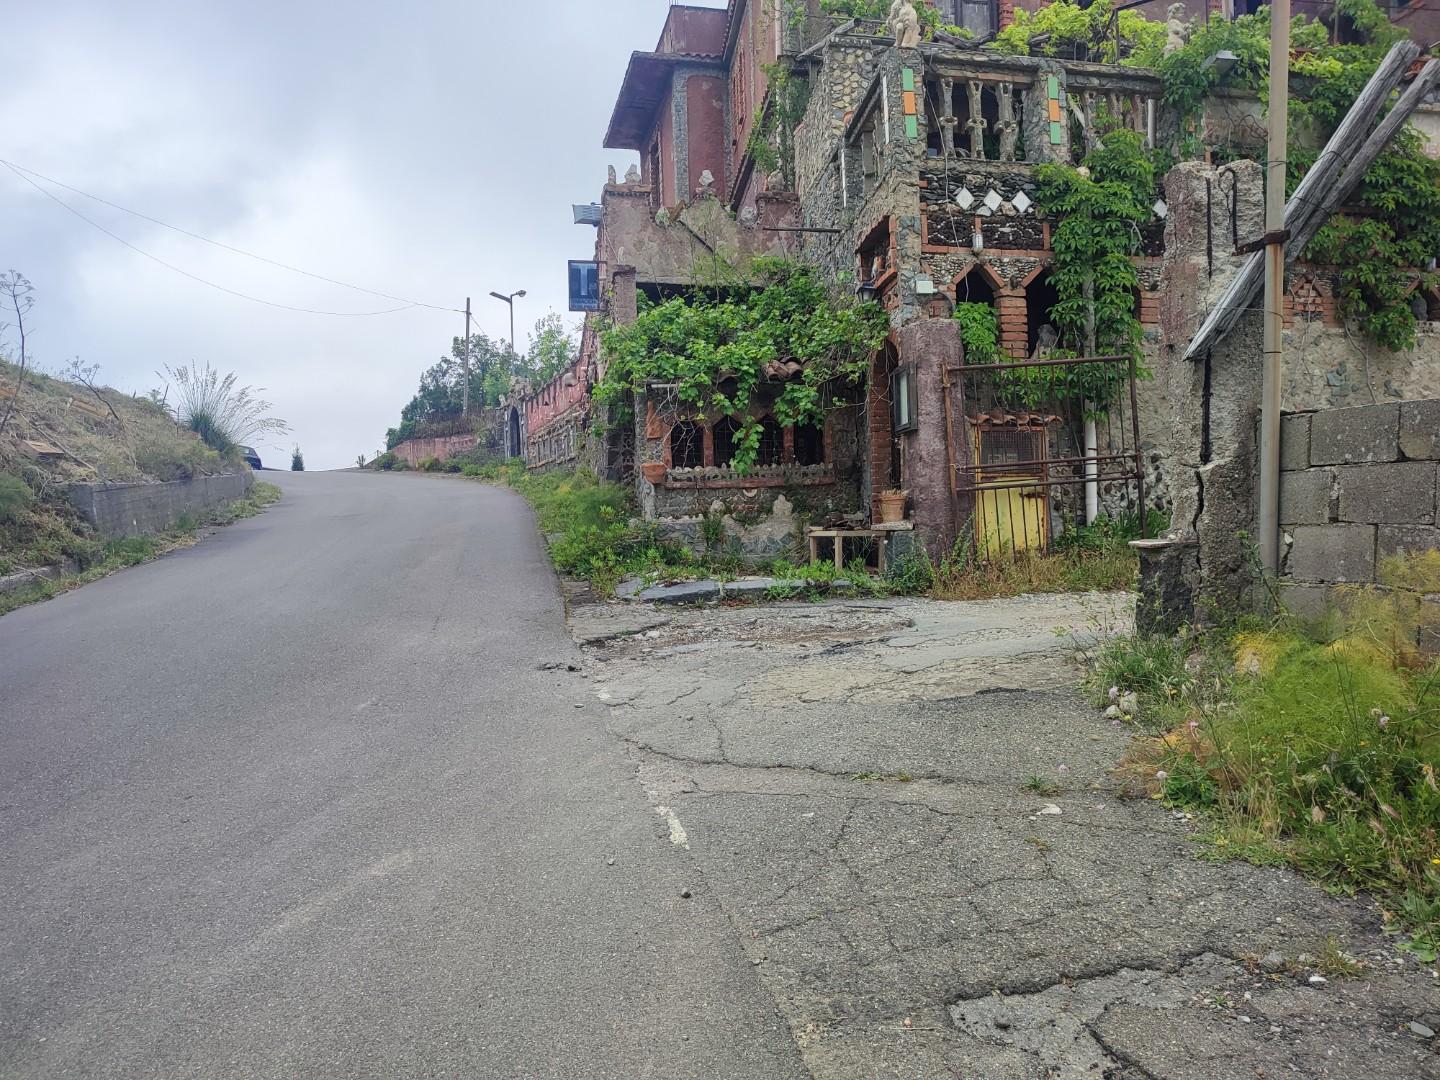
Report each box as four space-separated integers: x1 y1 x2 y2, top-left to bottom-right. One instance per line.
878 488 908 523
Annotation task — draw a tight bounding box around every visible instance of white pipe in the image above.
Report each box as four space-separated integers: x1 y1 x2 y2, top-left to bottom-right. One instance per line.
1084 412 1099 525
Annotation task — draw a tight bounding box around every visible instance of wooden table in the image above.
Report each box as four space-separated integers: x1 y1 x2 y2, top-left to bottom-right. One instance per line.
807 528 894 573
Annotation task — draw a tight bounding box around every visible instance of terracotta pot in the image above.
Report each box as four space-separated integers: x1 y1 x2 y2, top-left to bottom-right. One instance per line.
640 461 668 485
877 489 908 524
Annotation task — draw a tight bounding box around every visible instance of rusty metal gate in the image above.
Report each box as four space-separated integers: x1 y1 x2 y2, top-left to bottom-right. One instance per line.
942 353 1148 560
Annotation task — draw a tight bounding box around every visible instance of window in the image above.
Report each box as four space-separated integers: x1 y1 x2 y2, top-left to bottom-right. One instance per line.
891 366 918 433
940 0 997 37
795 423 826 466
756 417 784 467
713 417 742 467
670 421 703 468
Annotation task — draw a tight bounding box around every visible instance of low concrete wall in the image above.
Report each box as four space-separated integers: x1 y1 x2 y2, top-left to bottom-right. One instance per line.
68 472 254 539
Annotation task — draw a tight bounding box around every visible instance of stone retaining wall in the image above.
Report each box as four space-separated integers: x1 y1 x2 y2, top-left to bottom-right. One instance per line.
67 472 254 539
1279 399 1440 611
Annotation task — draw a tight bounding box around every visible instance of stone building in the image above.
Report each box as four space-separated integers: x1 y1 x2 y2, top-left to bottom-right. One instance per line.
520 0 1440 594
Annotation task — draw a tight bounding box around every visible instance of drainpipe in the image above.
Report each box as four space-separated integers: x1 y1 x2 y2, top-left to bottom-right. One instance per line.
1258 0 1291 576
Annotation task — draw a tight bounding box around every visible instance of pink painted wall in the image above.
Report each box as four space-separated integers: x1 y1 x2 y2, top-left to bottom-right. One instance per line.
687 74 728 201
390 433 477 467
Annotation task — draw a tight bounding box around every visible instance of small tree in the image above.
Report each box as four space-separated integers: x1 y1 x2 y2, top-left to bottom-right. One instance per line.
356 454 367 468
0 271 36 438
291 446 305 472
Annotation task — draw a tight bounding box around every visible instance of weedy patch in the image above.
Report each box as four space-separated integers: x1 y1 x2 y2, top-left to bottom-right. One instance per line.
1087 558 1440 958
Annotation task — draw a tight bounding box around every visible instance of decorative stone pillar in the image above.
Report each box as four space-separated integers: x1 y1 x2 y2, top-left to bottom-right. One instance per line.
897 318 964 559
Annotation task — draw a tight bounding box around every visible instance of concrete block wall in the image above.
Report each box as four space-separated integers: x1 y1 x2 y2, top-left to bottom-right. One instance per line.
68 472 254 540
1279 400 1440 596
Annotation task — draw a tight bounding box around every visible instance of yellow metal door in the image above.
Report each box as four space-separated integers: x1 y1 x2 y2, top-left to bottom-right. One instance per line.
974 430 1049 556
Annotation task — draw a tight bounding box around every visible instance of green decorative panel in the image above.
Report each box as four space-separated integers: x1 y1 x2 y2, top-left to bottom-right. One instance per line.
901 68 915 92
1047 75 1059 98
1050 120 1064 145
905 115 918 139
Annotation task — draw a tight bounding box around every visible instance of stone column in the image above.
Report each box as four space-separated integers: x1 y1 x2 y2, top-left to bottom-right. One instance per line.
898 318 964 559
611 265 638 326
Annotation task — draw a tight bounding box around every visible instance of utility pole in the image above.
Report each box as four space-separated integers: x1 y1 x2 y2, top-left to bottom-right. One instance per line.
1258 0 1290 576
462 297 472 417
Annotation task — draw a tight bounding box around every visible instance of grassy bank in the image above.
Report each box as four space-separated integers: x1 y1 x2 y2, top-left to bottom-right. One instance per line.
1084 554 1440 963
456 465 1146 601
0 482 281 616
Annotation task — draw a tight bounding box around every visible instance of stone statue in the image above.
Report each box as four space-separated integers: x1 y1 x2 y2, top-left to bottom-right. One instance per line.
624 163 641 184
696 169 715 197
607 165 618 185
888 1 922 49
1165 4 1190 56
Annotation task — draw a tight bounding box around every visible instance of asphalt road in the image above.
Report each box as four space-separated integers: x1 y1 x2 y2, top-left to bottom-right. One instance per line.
0 471 806 1080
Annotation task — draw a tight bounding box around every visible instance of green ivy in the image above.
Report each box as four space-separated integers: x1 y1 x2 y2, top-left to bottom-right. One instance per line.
747 61 813 189
1158 0 1440 353
989 0 1166 67
954 302 1000 365
1027 128 1153 409
596 258 889 474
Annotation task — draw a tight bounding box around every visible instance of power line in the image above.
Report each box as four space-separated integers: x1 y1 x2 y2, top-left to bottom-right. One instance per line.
1 158 463 317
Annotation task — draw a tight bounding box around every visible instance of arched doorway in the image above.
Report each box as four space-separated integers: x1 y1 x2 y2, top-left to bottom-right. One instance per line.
507 407 522 460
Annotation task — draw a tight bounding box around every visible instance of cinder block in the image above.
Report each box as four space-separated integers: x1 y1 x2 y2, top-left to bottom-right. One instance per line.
1399 399 1440 461
1287 524 1376 583
1277 581 1341 626
1336 462 1436 524
1378 524 1440 560
1309 402 1400 465
1280 413 1312 471
1279 468 1333 525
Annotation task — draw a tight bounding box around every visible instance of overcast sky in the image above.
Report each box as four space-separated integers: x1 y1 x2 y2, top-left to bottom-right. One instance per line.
1 1 714 470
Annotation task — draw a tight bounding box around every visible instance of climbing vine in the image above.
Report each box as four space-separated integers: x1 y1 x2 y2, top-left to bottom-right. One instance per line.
1025 128 1153 408
1159 0 1440 352
747 61 813 189
989 0 1166 67
596 258 889 474
954 302 1000 365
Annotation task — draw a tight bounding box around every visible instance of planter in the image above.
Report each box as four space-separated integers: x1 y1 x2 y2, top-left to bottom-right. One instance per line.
640 461 668 485
877 489 908 524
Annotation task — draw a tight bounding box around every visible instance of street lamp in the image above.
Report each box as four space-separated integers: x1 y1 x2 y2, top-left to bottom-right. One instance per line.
489 289 527 353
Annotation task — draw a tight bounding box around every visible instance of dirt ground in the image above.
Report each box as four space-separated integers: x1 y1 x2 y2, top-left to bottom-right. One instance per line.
569 591 1440 1079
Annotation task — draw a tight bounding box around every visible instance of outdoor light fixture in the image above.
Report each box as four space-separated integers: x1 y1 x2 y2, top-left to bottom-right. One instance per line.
489 289 527 352
972 230 985 255
914 275 936 296
856 279 880 303
1203 50 1238 78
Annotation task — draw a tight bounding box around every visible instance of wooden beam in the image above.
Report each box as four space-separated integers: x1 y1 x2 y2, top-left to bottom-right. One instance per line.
1182 41 1421 361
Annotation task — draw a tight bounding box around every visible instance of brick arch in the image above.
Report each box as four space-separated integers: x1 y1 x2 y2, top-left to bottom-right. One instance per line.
952 260 1007 296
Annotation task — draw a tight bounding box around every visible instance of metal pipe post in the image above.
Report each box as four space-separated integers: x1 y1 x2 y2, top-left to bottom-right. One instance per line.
1258 0 1290 576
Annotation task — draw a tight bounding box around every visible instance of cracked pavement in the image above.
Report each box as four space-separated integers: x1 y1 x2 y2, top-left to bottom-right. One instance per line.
571 592 1440 1079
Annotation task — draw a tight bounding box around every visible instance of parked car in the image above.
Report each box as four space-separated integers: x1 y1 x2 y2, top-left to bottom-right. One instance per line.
239 445 263 470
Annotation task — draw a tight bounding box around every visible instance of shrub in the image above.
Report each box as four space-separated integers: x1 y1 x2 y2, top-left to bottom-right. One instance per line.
443 460 462 474
419 456 443 473
291 446 305 472
376 452 399 471
0 472 33 524
164 362 288 454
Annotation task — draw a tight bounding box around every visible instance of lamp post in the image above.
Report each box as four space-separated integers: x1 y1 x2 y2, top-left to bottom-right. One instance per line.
489 289 527 354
